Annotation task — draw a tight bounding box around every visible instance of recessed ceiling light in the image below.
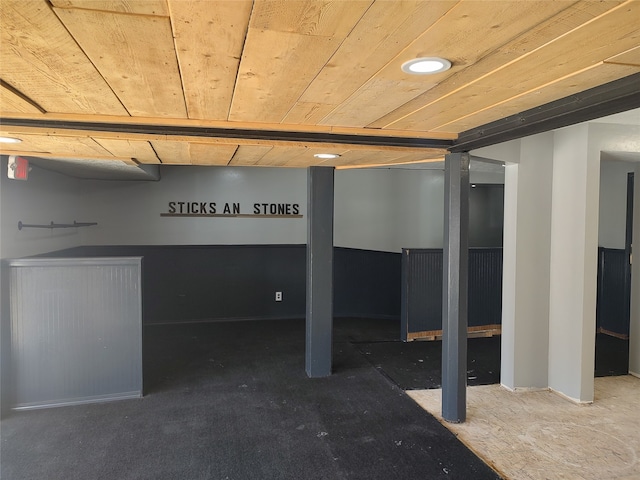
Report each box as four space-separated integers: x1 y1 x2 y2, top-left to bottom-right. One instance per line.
314 153 340 159
401 57 451 75
0 136 22 144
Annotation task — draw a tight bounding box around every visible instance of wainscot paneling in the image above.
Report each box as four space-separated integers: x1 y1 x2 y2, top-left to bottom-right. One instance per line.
596 247 630 338
36 245 401 324
401 248 503 341
334 247 401 320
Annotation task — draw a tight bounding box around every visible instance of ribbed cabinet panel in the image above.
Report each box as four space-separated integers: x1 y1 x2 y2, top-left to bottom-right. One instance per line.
8 258 142 409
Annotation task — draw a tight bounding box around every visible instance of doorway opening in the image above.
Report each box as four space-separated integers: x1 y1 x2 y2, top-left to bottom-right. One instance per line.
595 166 632 376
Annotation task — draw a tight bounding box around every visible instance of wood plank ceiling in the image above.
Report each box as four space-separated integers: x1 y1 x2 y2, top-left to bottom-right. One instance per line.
0 0 638 169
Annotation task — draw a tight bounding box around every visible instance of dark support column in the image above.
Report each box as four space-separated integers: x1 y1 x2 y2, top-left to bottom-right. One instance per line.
306 166 334 378
442 152 469 423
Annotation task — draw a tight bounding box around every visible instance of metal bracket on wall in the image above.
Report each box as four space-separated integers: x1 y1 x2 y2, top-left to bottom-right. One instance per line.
18 221 98 231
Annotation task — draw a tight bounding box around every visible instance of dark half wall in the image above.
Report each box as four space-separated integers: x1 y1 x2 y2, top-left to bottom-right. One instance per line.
597 247 630 337
400 248 503 340
39 245 401 324
334 247 401 319
469 184 504 247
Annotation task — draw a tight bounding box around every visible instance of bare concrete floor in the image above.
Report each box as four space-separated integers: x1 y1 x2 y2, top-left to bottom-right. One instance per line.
408 375 640 480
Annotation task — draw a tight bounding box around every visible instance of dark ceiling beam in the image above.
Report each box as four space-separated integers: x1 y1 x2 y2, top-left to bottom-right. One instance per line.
0 117 453 150
452 72 640 153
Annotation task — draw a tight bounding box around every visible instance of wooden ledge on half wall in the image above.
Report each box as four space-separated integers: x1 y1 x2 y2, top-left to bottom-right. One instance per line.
407 325 502 342
597 327 629 340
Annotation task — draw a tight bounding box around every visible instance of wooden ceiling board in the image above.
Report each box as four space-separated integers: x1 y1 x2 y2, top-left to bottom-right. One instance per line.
252 145 321 167
305 148 372 167
49 0 170 16
282 102 339 125
285 149 380 167
229 30 341 123
229 1 372 123
324 148 445 168
336 157 444 170
286 0 459 124
0 1 128 116
169 0 253 120
93 138 160 163
279 146 354 167
1 1 637 172
150 140 191 164
0 132 113 158
188 143 238 165
606 45 640 67
388 150 446 164
53 7 187 118
320 0 576 128
227 145 274 166
250 0 372 36
434 64 640 133
369 0 624 129
0 148 138 164
388 0 640 132
0 85 43 114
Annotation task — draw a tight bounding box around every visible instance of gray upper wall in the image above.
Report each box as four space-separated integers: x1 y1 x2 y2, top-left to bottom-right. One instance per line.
1 163 504 258
1 160 84 259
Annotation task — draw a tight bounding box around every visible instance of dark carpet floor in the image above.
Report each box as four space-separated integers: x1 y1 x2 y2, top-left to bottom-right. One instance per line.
1 318 501 480
356 336 501 391
358 331 628 390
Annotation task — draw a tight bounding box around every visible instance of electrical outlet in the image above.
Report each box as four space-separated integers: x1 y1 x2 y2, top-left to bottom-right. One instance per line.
275 291 282 302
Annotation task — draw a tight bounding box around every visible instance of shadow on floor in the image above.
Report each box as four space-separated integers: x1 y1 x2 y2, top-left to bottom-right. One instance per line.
358 331 629 390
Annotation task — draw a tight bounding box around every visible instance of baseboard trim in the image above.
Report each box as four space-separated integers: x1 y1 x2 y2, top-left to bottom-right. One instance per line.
146 315 400 326
549 388 593 405
145 315 304 326
500 384 549 393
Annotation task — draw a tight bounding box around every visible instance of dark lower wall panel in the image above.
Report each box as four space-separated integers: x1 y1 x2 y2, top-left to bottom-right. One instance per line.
469 248 503 327
38 245 401 324
401 248 503 338
45 245 307 324
597 247 629 336
334 247 401 319
401 249 442 338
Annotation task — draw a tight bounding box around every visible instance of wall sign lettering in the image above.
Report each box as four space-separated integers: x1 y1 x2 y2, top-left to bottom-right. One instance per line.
161 202 302 218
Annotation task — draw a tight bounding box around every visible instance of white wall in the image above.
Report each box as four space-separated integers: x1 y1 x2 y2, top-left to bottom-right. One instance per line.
1 162 84 259
599 159 634 249
548 123 599 402
334 168 446 252
80 166 308 246
81 165 474 253
593 122 640 250
472 139 522 165
2 162 505 257
501 133 554 391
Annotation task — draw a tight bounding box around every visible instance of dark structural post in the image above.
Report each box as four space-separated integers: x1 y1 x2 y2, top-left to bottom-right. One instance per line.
306 166 334 378
442 152 469 423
